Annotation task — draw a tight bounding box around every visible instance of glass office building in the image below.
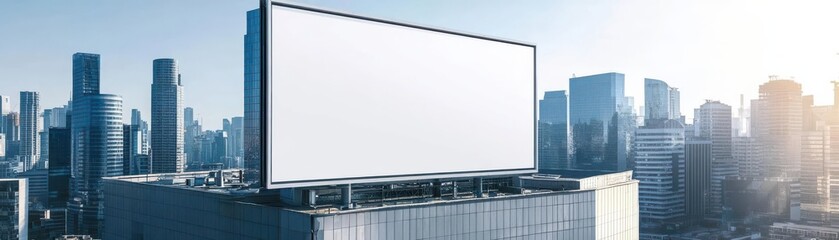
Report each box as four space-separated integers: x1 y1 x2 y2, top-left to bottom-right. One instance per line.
68 94 124 237
243 9 261 185
151 58 185 174
569 72 632 171
539 91 568 171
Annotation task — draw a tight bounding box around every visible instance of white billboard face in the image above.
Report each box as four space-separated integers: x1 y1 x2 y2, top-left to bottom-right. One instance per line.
265 3 536 188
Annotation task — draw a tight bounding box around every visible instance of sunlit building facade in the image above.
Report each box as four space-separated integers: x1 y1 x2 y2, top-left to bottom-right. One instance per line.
569 73 632 171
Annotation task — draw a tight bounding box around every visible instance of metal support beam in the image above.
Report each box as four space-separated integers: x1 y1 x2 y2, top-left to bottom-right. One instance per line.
432 180 442 198
341 184 353 209
473 177 483 198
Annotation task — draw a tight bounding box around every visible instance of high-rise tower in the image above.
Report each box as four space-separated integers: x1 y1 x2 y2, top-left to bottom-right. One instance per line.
151 58 184 173
244 9 262 184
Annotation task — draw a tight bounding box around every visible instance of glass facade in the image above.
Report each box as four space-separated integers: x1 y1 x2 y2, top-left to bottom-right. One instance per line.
539 91 568 171
151 58 185 173
68 94 123 237
685 140 711 224
243 9 261 185
72 53 100 100
643 79 670 124
569 72 632 171
0 179 27 240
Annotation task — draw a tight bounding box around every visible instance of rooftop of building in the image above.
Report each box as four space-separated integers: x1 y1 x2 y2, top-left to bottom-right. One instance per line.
105 169 637 215
770 222 839 232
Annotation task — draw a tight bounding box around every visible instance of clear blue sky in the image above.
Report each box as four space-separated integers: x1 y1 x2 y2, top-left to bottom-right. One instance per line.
2 0 838 130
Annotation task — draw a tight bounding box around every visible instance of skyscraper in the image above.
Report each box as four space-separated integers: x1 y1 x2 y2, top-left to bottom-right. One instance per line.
3 112 19 162
685 140 712 225
68 52 124 237
47 128 70 209
123 124 144 175
634 120 685 231
244 9 261 184
229 116 244 166
695 100 736 218
68 94 123 237
669 87 681 120
19 91 39 171
131 109 148 155
184 107 199 166
72 53 100 100
151 58 184 173
644 79 671 123
538 91 568 171
751 79 802 178
569 72 632 171
799 98 834 223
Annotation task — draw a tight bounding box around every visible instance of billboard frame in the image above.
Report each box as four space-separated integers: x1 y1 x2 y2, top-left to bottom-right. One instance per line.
262 1 537 189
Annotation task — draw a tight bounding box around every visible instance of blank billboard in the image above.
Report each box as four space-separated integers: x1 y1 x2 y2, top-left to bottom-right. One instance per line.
265 3 536 188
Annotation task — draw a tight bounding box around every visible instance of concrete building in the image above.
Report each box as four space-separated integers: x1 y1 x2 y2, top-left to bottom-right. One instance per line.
538 90 568 171
751 79 803 178
104 170 639 240
0 178 27 240
634 120 685 231
151 58 185 174
733 136 758 177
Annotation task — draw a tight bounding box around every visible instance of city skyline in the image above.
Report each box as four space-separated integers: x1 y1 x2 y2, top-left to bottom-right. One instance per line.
2 0 839 130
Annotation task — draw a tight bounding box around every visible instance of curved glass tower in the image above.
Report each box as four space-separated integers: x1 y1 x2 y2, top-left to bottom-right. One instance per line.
69 94 123 237
151 58 184 173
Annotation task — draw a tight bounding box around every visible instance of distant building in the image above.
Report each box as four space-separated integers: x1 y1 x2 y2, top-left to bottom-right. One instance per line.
694 100 736 218
685 140 712 225
767 222 839 240
538 90 568 171
0 95 9 115
733 136 758 177
243 9 262 184
723 176 800 222
19 91 39 171
104 170 639 240
130 109 148 155
68 52 124 238
68 94 124 237
122 124 144 175
751 79 803 178
799 100 835 224
569 72 633 171
634 120 685 232
17 168 47 208
0 178 28 240
151 58 184 174
229 117 244 167
47 128 70 209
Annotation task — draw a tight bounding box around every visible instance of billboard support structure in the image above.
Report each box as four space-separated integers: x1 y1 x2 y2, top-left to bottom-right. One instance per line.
262 1 537 189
